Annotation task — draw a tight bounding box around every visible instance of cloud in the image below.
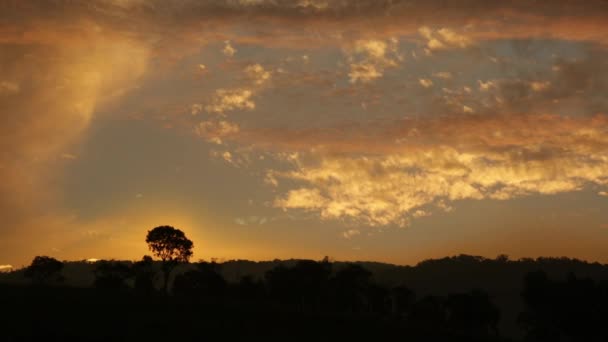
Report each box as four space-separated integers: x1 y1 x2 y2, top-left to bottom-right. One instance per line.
275 188 327 211
191 103 203 115
347 38 401 83
342 229 360 239
60 153 77 160
266 113 608 226
3 1 608 53
355 39 389 60
413 210 431 218
419 26 473 51
223 40 237 57
0 264 13 272
195 120 240 144
244 63 271 85
478 80 497 91
297 0 330 10
530 81 551 92
419 78 434 88
205 89 255 114
234 216 268 225
348 62 383 83
436 28 473 48
433 72 452 79
222 151 233 163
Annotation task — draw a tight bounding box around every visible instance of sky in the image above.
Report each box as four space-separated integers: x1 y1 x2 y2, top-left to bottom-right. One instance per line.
1 0 608 268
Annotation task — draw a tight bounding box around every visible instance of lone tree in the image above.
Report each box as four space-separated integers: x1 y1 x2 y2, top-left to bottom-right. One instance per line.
146 225 193 293
24 256 64 285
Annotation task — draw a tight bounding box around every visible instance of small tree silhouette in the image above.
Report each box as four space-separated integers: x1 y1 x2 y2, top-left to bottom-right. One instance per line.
146 226 193 293
24 256 64 285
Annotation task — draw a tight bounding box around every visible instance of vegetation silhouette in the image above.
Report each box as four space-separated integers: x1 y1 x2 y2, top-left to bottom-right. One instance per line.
24 255 64 285
173 261 227 299
1 229 607 341
519 270 608 341
133 255 157 294
93 259 133 290
145 225 193 293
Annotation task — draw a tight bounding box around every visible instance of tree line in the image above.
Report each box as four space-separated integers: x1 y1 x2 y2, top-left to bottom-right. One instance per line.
10 225 608 341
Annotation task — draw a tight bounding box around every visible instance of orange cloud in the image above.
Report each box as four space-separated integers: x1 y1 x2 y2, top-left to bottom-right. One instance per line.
245 113 608 226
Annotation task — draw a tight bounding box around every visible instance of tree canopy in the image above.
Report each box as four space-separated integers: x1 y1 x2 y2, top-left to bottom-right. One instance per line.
146 226 193 293
145 226 193 263
24 255 64 284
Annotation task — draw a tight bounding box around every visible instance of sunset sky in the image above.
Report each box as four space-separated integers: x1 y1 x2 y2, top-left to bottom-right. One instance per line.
1 0 608 268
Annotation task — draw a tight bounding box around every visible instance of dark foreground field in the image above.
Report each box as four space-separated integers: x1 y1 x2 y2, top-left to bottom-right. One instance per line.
0 284 503 341
2 255 608 341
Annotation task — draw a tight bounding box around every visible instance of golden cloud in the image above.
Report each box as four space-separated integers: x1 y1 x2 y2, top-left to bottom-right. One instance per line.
196 120 241 144
244 64 271 85
205 89 256 114
347 38 402 83
261 113 608 226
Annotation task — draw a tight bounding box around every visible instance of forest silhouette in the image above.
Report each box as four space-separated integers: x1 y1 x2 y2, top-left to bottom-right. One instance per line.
1 226 608 341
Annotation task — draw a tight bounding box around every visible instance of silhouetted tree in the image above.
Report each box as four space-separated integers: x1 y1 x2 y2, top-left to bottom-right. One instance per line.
93 260 133 290
173 262 227 298
24 256 64 285
331 264 372 312
495 254 509 263
366 283 391 313
390 285 415 315
265 259 332 312
409 295 447 333
265 264 295 306
444 289 500 338
233 275 265 301
133 255 156 294
146 225 193 293
519 270 607 341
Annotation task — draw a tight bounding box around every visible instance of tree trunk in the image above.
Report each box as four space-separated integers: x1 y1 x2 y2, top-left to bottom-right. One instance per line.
162 263 172 294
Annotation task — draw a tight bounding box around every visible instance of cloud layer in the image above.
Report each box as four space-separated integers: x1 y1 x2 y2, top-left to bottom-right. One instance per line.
2 0 608 265
270 114 608 226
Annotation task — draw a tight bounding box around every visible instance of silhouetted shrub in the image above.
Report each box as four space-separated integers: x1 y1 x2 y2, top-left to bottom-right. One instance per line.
24 256 64 285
